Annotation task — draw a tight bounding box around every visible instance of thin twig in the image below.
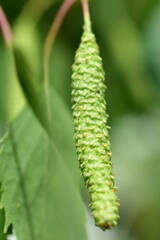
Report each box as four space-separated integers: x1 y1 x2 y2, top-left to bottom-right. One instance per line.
0 6 13 46
43 0 76 85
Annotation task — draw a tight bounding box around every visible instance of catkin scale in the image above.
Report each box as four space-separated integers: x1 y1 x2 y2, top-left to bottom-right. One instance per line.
71 25 119 230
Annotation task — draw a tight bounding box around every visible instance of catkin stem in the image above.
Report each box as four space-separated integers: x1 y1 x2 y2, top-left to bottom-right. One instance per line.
81 0 91 32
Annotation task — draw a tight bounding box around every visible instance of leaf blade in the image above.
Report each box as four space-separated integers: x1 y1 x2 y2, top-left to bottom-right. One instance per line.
0 105 87 240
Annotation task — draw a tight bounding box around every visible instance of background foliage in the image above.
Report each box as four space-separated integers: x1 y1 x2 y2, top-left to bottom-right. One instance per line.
0 0 160 239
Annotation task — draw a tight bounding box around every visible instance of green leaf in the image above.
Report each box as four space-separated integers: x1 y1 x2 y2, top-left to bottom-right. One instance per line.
0 12 87 239
49 38 73 106
0 104 87 240
0 40 25 122
12 46 50 135
12 42 82 186
13 16 42 86
0 208 6 240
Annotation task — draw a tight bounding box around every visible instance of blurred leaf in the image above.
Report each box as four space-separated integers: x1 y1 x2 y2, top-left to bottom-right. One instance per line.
0 103 87 240
50 37 73 107
0 116 7 139
0 39 8 120
144 3 160 87
112 110 160 239
0 39 25 122
19 0 57 22
91 0 155 114
124 0 159 25
0 209 6 240
0 0 26 22
13 16 42 87
12 46 50 135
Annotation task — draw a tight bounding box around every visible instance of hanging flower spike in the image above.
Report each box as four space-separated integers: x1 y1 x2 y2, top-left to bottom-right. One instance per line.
71 0 119 230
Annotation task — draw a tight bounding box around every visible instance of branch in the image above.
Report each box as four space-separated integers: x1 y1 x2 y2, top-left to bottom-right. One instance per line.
0 6 13 46
43 0 76 84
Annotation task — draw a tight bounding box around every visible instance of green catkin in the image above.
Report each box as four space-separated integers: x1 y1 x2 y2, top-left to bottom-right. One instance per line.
71 22 119 230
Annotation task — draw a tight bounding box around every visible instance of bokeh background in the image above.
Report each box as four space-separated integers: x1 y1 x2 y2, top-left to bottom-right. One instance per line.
0 0 160 239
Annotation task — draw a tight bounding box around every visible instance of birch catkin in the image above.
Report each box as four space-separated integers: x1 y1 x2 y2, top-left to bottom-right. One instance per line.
71 23 119 229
